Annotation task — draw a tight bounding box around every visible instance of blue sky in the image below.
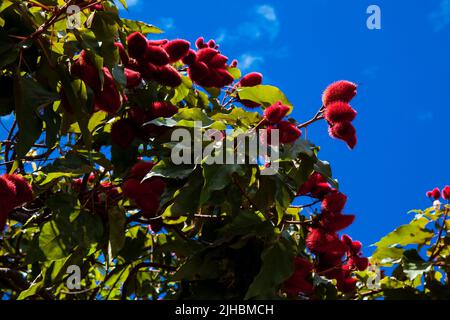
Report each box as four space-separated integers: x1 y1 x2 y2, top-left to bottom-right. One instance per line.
118 0 450 252
2 1 449 254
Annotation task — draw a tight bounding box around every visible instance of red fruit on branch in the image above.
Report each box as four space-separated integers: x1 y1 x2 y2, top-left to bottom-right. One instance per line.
263 101 290 124
71 50 101 91
322 191 348 213
154 65 182 87
115 42 129 65
127 32 148 60
182 49 197 65
306 228 348 254
442 186 450 200
348 256 369 271
164 39 191 63
427 187 441 200
111 119 136 149
336 276 358 293
239 72 263 87
195 37 207 49
94 67 122 114
135 194 160 218
148 101 178 119
321 212 355 232
283 257 314 296
278 121 301 144
297 172 333 199
5 174 33 207
324 101 357 124
146 44 170 66
130 161 155 180
124 68 142 88
122 179 144 198
322 80 357 106
329 121 357 149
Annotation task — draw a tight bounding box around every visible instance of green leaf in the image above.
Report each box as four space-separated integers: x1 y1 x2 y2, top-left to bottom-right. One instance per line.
108 206 126 262
39 217 74 260
401 250 432 281
145 159 195 180
121 18 163 35
245 238 295 299
238 85 293 109
200 164 245 205
372 217 434 264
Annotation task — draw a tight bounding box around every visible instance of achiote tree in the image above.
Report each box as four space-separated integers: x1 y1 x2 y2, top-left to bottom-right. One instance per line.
0 0 369 300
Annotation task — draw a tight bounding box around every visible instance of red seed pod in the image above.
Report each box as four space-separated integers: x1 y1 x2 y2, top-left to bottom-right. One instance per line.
322 80 357 106
442 186 450 200
283 257 314 296
324 101 357 124
195 37 206 49
146 44 170 66
322 191 348 213
130 161 155 181
207 39 216 48
196 48 219 63
115 42 129 65
230 59 238 68
4 174 33 207
124 68 142 88
127 32 148 60
278 120 301 144
306 228 348 254
135 194 160 218
431 187 441 200
263 101 290 124
128 106 148 126
336 276 358 293
188 61 209 82
154 65 182 87
209 54 229 69
147 39 169 46
111 119 136 149
148 101 178 119
349 256 369 271
182 49 197 65
239 72 263 87
164 39 191 63
71 50 101 91
329 121 357 149
321 212 355 232
122 179 145 199
94 67 122 114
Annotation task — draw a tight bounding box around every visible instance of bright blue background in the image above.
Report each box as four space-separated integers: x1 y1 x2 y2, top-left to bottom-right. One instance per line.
3 1 449 254
118 0 450 253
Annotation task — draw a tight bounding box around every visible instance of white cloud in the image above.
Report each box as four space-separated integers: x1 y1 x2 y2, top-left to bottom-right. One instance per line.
429 0 450 31
159 17 175 31
256 5 277 22
239 54 264 70
126 0 139 7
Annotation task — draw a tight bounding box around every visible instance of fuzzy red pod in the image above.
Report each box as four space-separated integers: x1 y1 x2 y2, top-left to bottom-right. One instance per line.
163 39 191 63
196 48 220 64
182 49 197 65
324 101 357 124
141 177 166 197
188 61 209 82
71 50 101 91
127 32 148 60
263 101 291 124
149 218 164 233
278 121 302 144
306 228 348 254
213 68 234 87
115 42 129 65
349 256 369 271
297 172 331 197
329 121 357 149
124 68 142 88
336 276 358 293
426 191 433 198
111 119 136 149
195 37 207 49
154 65 182 87
209 54 229 69
322 191 348 213
128 106 148 126
135 194 160 218
322 80 357 106
5 174 33 207
94 67 122 114
0 175 17 212
130 161 155 181
146 44 170 66
283 257 314 296
91 3 104 11
430 187 441 200
442 186 450 200
122 178 146 199
148 39 169 46
148 101 178 119
321 212 355 232
239 72 263 87
207 39 217 49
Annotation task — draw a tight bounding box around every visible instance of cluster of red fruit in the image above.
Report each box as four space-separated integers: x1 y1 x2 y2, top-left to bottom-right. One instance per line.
70 50 123 114
73 173 120 217
111 102 178 148
426 186 450 201
261 101 302 145
0 174 33 232
322 81 358 149
121 161 166 219
283 172 369 296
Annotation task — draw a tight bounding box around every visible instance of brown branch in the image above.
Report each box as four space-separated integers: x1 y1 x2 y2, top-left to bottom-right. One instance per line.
430 207 449 261
297 106 325 129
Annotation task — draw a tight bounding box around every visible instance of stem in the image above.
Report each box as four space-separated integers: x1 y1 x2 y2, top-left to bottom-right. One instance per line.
430 206 449 261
